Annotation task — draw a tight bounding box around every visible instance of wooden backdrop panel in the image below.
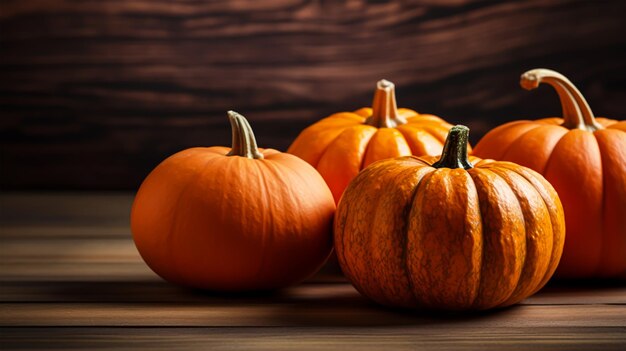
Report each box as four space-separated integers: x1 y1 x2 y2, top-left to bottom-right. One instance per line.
1 0 625 189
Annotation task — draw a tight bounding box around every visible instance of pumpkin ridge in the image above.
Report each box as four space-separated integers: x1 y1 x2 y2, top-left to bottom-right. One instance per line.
317 125 378 202
501 124 560 174
167 153 223 286
335 161 387 285
472 121 535 159
351 161 405 304
396 125 443 156
468 167 526 309
288 124 353 168
464 169 483 308
535 117 565 126
396 165 438 306
491 162 565 292
360 128 412 169
132 148 206 284
592 130 609 277
605 120 626 132
489 168 528 306
363 167 397 304
273 157 335 281
522 170 561 294
409 168 484 309
336 184 355 282
544 130 604 277
487 166 552 307
497 124 544 161
251 160 275 283
595 129 626 277
402 122 449 145
464 168 485 309
359 130 378 171
405 168 437 307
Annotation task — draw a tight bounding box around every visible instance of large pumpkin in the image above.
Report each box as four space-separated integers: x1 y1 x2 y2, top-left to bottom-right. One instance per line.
131 111 335 291
335 125 565 310
473 69 626 279
288 79 469 202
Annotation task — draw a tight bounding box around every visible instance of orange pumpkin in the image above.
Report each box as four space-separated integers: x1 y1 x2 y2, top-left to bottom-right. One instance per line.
473 69 626 279
288 79 469 203
131 111 335 291
335 125 565 310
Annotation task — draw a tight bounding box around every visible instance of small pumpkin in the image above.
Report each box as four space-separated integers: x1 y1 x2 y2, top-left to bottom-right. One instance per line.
335 125 565 310
288 79 469 203
473 69 626 279
131 111 335 291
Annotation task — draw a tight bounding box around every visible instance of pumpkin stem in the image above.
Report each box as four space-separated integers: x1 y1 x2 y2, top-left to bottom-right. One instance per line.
364 79 407 128
520 68 603 132
226 110 264 159
432 125 473 170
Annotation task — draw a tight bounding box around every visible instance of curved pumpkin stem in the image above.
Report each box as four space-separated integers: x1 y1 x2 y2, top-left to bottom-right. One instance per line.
226 110 264 159
520 69 603 132
364 79 407 128
432 125 473 170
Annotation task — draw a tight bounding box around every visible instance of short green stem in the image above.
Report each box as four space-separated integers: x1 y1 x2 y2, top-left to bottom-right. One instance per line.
226 110 264 159
432 125 473 170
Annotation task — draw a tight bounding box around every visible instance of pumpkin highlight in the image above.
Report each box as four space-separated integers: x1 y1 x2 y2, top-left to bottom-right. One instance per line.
131 111 335 291
288 80 469 203
473 69 626 279
335 125 565 310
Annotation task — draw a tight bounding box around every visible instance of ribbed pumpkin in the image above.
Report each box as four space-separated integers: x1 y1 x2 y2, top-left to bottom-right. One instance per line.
335 125 565 310
473 69 626 279
288 79 469 203
131 111 335 291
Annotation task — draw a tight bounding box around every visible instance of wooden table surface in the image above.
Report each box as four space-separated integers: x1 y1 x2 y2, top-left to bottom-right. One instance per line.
1 193 625 350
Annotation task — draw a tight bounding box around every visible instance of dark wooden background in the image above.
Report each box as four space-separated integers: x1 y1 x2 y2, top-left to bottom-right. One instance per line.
1 0 625 190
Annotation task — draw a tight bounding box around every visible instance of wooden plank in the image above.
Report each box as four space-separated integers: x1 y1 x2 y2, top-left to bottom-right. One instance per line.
0 236 344 283
0 193 133 230
1 303 625 327
1 327 625 351
0 280 624 305
0 262 155 282
2 0 625 189
0 193 346 283
0 236 146 281
0 281 352 303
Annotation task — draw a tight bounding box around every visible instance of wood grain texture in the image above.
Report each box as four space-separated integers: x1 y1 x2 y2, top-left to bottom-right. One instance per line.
1 193 626 350
2 328 625 351
3 303 626 328
1 0 626 189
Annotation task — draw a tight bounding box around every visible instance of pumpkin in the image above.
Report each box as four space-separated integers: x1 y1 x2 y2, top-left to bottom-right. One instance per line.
131 111 335 291
473 68 626 279
334 125 565 310
288 79 469 203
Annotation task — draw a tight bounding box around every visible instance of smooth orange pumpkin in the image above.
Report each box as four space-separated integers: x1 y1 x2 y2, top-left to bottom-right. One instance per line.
335 125 565 310
473 69 626 279
288 79 470 203
131 111 335 291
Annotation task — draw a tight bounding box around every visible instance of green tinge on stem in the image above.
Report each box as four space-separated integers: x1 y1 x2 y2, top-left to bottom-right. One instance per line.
432 125 473 170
